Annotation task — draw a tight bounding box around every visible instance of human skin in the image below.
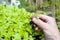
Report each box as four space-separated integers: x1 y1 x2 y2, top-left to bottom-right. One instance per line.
31 14 60 40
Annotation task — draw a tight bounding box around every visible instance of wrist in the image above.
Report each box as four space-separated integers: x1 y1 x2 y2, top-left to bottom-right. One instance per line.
43 29 60 40
44 32 60 40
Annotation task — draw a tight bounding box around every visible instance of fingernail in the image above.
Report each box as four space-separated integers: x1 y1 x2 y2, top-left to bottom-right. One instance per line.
30 16 35 19
35 27 39 30
32 18 36 21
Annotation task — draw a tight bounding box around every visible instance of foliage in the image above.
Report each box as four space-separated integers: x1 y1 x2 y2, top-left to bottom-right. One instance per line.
19 0 29 8
0 5 46 40
55 9 60 29
19 0 54 12
55 0 60 29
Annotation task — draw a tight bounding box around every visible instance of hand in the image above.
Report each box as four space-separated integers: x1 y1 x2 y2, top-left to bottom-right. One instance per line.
31 14 60 40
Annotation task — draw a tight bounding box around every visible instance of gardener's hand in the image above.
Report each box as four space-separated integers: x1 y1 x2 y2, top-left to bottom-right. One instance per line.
31 14 60 40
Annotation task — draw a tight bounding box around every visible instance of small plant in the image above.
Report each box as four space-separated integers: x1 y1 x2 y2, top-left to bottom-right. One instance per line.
0 5 46 40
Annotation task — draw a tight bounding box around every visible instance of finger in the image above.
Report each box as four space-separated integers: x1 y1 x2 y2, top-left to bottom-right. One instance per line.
36 14 50 21
37 14 56 26
32 18 46 29
31 15 48 23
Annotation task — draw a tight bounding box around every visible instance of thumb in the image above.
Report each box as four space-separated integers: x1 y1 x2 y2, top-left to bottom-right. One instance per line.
32 18 46 29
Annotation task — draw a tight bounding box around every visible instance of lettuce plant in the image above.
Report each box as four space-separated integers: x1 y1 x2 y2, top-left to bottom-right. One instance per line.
0 5 45 40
